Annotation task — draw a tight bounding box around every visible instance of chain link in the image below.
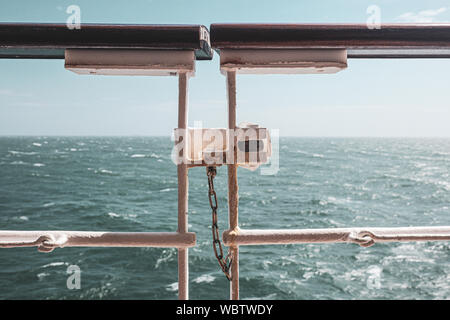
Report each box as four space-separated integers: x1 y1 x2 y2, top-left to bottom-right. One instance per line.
207 166 233 281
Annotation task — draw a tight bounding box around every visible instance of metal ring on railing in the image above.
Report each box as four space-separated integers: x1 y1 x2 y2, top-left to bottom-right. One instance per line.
0 234 68 252
347 231 376 247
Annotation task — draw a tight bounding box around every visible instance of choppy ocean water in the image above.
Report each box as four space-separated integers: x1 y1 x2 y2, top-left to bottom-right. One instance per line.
0 137 449 300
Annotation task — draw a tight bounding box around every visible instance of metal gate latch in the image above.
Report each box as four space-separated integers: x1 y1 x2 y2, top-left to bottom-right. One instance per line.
174 122 271 169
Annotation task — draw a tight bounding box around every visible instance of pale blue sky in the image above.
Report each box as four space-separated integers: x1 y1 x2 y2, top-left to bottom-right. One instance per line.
1 0 450 136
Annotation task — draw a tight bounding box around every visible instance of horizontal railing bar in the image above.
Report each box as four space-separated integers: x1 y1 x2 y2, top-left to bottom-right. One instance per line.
211 24 450 47
0 23 213 60
0 231 196 252
223 226 450 247
211 24 450 59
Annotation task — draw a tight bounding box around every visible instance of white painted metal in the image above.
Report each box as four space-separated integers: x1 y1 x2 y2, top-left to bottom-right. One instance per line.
173 127 270 168
1 226 449 250
177 72 190 300
0 231 196 251
226 70 240 300
222 226 450 246
220 49 347 74
65 49 195 76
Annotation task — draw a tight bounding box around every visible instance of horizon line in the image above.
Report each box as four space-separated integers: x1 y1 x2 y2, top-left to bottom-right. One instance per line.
1 135 450 139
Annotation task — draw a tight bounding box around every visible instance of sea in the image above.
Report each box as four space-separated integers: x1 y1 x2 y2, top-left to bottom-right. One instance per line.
0 137 449 299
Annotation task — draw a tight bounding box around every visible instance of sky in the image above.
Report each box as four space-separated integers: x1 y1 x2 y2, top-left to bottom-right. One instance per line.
0 0 450 137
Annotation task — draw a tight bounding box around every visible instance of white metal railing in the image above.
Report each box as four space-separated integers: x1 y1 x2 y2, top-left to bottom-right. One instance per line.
177 72 190 299
0 54 196 299
1 47 450 301
217 52 450 300
222 227 450 247
0 231 196 252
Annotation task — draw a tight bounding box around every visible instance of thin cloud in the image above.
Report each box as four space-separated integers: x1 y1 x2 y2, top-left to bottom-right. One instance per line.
0 89 14 96
396 7 448 23
0 89 32 98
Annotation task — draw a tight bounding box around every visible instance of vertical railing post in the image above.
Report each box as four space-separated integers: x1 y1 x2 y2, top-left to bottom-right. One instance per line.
226 70 240 300
177 72 189 300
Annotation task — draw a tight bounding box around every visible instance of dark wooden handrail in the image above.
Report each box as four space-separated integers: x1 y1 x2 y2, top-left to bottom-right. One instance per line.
0 23 213 60
210 23 450 58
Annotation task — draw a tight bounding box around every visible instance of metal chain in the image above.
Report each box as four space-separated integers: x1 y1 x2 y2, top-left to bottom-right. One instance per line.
206 166 233 281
